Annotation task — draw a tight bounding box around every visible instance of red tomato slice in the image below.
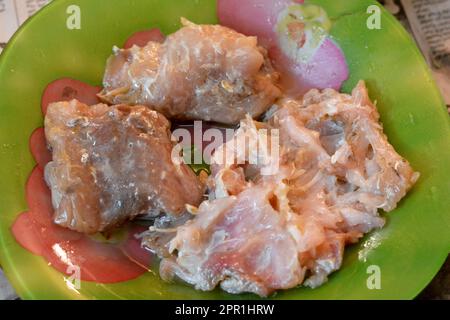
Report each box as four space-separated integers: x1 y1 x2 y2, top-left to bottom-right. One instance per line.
11 212 44 256
42 236 148 283
41 78 101 115
120 225 153 270
123 28 166 49
29 127 51 169
25 167 54 226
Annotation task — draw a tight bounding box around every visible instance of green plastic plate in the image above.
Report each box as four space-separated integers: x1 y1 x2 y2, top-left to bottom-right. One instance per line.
0 0 449 299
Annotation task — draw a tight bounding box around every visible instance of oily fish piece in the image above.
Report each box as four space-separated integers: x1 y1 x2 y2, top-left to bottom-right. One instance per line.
44 100 205 234
148 81 418 296
99 18 281 125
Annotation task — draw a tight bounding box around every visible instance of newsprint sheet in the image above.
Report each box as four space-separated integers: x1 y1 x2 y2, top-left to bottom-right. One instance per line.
0 0 49 53
401 0 450 104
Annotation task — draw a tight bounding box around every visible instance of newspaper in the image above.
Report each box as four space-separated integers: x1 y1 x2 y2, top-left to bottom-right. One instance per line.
400 0 450 105
0 0 49 53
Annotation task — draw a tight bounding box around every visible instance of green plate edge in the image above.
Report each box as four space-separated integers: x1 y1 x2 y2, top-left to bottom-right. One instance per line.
0 0 449 300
